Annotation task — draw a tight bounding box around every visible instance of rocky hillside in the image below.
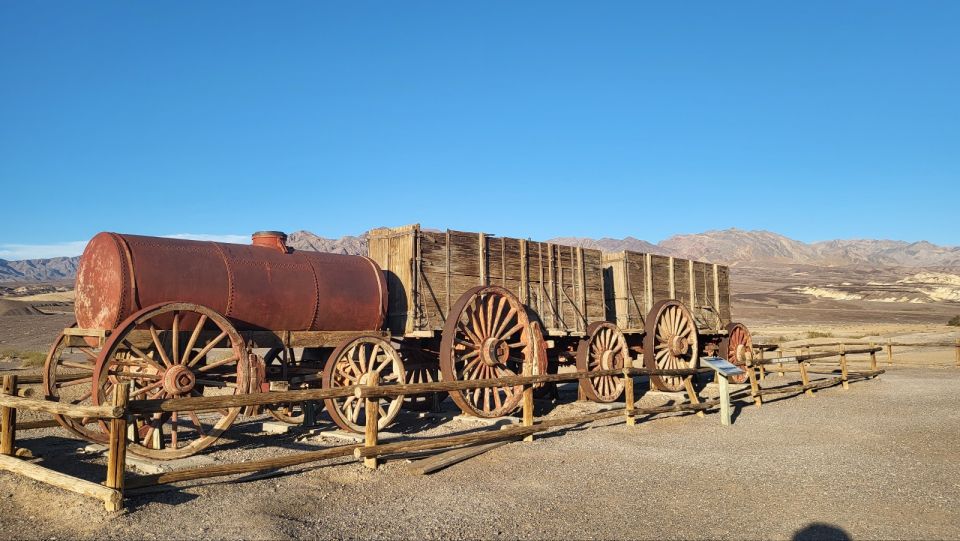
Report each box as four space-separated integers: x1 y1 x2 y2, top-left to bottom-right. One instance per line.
286 230 367 255
546 236 666 255
550 229 960 267
0 256 79 283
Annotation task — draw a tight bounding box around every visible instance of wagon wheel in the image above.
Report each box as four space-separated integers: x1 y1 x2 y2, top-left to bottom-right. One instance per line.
398 345 445 411
322 335 405 433
42 327 108 443
643 300 699 392
720 322 753 384
440 285 534 418
531 321 558 399
576 322 627 403
263 347 322 424
92 302 249 460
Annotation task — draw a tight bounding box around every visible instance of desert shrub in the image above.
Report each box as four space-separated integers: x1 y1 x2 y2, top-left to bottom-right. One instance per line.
948 315 960 327
0 349 46 367
805 331 834 339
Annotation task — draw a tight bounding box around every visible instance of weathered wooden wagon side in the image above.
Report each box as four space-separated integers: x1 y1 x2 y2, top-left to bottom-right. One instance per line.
602 251 730 333
603 250 751 391
368 224 606 338
369 225 630 405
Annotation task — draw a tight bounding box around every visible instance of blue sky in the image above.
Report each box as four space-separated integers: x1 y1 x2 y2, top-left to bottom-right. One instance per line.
1 1 957 259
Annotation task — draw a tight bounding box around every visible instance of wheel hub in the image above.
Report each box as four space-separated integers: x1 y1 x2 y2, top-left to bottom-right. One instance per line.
163 365 196 395
481 337 508 367
735 344 753 364
668 335 689 356
600 350 616 370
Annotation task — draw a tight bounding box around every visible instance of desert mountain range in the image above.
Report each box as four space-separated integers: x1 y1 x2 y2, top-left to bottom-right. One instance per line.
284 228 960 268
1 228 957 283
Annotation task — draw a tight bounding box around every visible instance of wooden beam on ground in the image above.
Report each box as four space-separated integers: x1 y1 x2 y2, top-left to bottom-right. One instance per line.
407 441 513 475
126 445 361 489
0 454 121 510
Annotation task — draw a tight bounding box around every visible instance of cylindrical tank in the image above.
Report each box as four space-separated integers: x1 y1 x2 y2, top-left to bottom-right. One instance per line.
74 231 387 331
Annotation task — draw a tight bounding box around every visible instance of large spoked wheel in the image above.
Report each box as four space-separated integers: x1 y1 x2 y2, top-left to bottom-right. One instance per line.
576 322 627 403
263 347 322 424
643 300 699 392
322 335 405 433
398 345 445 411
42 327 108 443
720 322 753 384
92 302 249 460
440 285 534 418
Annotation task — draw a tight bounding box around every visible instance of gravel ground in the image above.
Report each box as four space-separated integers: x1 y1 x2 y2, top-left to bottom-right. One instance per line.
0 365 957 540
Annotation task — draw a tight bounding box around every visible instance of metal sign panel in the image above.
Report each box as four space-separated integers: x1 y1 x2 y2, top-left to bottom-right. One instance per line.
701 356 745 377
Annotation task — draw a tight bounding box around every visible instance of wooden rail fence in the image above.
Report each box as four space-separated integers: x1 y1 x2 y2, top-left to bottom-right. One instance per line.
0 346 885 512
744 346 885 406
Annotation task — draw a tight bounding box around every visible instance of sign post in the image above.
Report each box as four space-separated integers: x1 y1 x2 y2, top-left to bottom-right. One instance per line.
700 357 745 426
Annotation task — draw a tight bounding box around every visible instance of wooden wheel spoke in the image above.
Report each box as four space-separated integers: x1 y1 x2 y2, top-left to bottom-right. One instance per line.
182 314 208 365
56 377 89 388
188 412 206 436
61 360 94 371
149 324 174 368
130 380 163 399
121 340 166 372
171 311 181 365
171 412 179 448
71 389 94 405
186 330 228 368
336 366 358 383
196 354 240 372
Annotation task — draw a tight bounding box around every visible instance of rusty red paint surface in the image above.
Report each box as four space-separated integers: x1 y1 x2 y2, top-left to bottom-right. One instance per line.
75 232 387 332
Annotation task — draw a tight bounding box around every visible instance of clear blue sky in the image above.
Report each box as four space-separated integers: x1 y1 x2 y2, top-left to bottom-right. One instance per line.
2 1 957 259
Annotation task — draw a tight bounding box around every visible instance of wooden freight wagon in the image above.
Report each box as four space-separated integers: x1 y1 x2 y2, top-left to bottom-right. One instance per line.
602 251 751 391
368 224 606 338
368 224 629 408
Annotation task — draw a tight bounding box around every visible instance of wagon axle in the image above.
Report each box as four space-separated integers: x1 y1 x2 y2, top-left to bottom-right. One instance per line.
481 337 510 367
162 365 196 395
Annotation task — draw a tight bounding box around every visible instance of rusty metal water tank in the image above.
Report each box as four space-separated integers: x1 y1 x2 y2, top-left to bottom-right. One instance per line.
74 231 387 331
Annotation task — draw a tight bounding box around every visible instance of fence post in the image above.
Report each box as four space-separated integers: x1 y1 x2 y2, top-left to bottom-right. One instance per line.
800 362 814 397
746 360 762 407
886 341 893 366
363 372 380 470
683 378 705 418
870 343 878 372
777 350 785 377
522 383 534 441
623 368 635 426
105 382 130 512
839 344 849 390
0 376 17 456
757 349 766 381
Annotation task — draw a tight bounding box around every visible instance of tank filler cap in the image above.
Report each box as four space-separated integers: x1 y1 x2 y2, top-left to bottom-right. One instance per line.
252 231 289 253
